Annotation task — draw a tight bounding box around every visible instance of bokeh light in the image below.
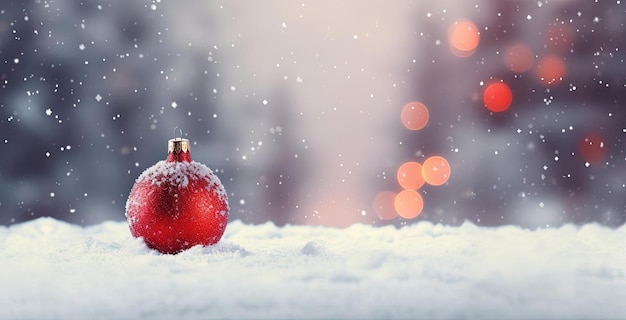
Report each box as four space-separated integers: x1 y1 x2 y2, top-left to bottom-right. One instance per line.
544 24 573 52
504 42 534 73
422 156 451 186
448 19 480 57
579 133 607 165
394 190 424 219
372 191 399 220
397 162 425 190
535 55 566 86
483 82 513 112
400 102 429 131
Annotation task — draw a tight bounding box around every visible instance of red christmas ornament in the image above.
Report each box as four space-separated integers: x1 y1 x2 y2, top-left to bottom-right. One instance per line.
125 133 229 254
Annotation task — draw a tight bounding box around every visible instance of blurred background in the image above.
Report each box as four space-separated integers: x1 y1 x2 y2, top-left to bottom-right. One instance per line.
1 0 625 228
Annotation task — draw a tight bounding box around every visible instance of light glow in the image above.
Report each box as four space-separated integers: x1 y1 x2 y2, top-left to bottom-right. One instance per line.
422 156 451 186
372 191 399 220
579 133 607 165
400 102 429 131
448 19 480 57
483 82 513 112
504 42 534 73
535 55 566 86
394 190 424 219
397 162 426 190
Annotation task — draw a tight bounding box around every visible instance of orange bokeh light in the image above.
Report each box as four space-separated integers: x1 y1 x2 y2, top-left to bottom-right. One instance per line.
422 156 451 186
448 19 480 57
483 82 512 112
504 42 534 73
400 102 429 131
579 133 607 165
397 162 426 190
535 55 566 86
394 189 424 219
372 191 398 220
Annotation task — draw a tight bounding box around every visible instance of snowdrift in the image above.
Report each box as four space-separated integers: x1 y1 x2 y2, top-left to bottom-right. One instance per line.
1 218 625 319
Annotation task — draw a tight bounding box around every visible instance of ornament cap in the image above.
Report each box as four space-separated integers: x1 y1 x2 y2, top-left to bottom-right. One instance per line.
167 138 191 163
168 138 190 154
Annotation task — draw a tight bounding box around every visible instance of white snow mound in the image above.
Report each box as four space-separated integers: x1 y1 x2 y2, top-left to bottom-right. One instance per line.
1 218 626 319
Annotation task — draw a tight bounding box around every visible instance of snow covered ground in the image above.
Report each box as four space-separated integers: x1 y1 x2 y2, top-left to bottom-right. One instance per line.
1 218 626 319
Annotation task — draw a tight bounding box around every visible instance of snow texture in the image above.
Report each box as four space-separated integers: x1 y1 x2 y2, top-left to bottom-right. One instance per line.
136 160 227 199
2 218 626 319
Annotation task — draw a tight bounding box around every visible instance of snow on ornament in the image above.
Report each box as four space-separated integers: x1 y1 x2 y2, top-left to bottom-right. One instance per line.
125 129 229 254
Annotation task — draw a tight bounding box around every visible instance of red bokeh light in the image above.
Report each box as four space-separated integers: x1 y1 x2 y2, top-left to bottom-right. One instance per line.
535 55 566 86
579 133 607 165
483 82 513 112
504 42 534 74
544 24 573 52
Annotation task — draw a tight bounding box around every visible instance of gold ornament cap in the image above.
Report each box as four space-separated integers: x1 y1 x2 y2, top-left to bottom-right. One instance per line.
168 127 190 155
168 138 190 154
